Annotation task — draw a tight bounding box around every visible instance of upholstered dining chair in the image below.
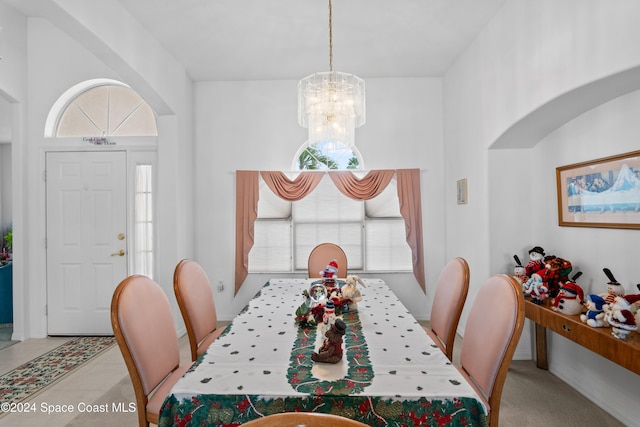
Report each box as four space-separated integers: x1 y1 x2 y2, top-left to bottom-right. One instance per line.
456 274 525 427
423 257 470 361
111 275 191 427
174 259 225 361
307 242 348 278
241 412 369 426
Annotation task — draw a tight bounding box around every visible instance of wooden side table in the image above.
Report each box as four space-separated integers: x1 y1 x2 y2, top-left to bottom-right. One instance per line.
524 297 640 375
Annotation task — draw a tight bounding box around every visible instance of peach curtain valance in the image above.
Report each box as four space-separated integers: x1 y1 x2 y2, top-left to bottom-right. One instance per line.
235 169 426 294
328 170 395 200
260 171 324 201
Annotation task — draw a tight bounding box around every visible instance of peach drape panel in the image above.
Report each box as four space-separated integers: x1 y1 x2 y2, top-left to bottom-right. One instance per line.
397 169 426 291
235 171 259 295
234 169 426 294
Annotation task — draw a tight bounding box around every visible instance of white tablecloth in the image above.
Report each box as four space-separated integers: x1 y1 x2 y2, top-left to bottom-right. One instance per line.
160 278 487 426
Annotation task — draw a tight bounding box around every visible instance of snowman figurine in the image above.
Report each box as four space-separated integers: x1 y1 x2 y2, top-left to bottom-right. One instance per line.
512 255 528 287
601 268 625 305
321 299 337 337
580 294 609 328
525 246 546 277
552 273 584 315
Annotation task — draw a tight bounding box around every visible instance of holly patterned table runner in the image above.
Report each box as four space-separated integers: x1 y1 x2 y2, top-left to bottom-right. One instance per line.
160 278 487 426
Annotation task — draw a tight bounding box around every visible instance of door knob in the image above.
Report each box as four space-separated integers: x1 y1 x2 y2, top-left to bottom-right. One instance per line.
111 249 125 257
117 233 125 240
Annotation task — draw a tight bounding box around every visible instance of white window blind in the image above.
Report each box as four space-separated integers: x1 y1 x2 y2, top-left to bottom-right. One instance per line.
134 164 154 278
248 173 412 273
293 177 363 270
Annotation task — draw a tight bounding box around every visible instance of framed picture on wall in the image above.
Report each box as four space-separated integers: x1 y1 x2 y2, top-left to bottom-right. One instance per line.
556 150 640 229
457 178 468 205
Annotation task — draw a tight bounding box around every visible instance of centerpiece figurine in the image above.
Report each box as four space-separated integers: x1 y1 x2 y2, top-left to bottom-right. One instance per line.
294 259 355 327
320 259 339 292
311 318 347 364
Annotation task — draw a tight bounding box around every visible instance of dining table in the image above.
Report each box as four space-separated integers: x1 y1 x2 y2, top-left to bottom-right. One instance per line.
159 278 488 426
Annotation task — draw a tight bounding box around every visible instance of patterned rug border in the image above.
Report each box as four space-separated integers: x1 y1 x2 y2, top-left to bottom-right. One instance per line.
0 336 116 416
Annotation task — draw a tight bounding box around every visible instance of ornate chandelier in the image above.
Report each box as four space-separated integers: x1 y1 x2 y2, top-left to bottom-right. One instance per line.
298 0 365 147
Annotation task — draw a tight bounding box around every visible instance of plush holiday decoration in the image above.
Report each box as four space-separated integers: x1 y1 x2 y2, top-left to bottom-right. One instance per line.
523 273 549 304
601 268 625 305
512 255 529 286
580 294 609 328
605 294 640 340
311 318 346 364
341 275 366 312
541 255 572 298
525 246 546 277
552 272 584 315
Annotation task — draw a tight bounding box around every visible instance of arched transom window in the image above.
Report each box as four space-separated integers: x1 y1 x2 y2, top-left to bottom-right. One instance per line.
53 83 157 137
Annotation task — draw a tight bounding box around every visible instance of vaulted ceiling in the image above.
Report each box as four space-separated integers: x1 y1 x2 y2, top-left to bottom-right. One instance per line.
4 0 508 82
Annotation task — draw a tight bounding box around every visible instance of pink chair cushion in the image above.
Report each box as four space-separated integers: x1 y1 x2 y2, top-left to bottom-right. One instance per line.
178 261 218 347
147 363 190 415
197 327 226 358
429 258 467 348
424 326 446 355
118 276 181 395
459 275 519 406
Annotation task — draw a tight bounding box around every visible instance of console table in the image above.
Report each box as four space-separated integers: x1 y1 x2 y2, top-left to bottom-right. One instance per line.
524 297 640 375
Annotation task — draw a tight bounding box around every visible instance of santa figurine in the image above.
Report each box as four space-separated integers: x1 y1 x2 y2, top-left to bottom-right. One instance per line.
605 294 640 340
552 273 584 315
320 259 339 290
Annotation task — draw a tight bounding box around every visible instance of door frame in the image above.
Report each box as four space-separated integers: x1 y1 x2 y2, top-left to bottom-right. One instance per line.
42 141 157 335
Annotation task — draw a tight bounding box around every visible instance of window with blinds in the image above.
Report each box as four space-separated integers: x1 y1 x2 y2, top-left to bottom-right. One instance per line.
249 174 412 273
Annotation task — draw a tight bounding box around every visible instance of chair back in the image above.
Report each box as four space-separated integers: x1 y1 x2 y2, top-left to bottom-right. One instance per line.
111 275 182 426
241 412 369 426
307 242 348 278
174 259 220 361
458 274 525 426
427 257 469 360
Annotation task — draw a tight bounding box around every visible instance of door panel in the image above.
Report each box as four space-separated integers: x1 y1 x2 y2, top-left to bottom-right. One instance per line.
46 151 127 335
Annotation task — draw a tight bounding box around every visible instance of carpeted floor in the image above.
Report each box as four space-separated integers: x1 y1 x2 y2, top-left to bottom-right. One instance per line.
0 336 116 414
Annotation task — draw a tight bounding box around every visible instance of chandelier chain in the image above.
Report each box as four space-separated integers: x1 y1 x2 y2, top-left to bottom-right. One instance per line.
329 0 333 72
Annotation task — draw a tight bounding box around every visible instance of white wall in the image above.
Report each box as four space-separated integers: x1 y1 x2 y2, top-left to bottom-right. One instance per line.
194 78 443 320
1 1 195 339
531 89 640 423
0 1 27 341
445 0 640 423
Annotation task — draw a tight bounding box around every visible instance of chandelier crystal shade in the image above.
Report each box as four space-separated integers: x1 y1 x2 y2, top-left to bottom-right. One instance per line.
297 0 366 147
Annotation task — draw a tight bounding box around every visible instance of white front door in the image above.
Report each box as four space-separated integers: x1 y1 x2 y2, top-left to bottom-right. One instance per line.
46 151 127 335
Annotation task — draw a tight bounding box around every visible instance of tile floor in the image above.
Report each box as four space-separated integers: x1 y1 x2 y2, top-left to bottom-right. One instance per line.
0 336 134 426
0 330 196 427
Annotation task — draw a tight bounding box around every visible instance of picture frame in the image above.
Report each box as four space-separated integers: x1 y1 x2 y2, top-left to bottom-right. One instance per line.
556 150 640 229
457 178 468 205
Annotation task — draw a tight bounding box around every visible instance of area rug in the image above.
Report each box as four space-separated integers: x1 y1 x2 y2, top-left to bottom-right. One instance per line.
0 336 116 412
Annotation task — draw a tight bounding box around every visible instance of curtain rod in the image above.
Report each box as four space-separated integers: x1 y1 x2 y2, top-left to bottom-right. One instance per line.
230 169 428 174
